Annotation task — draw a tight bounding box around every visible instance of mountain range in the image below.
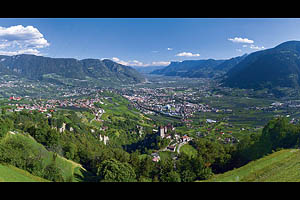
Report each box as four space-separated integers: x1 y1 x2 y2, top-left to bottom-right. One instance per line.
151 59 225 78
132 65 167 74
0 54 145 87
222 41 300 90
1 40 300 91
150 40 300 91
151 54 247 78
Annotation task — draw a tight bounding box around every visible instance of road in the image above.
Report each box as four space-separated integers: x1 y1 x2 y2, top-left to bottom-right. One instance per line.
177 141 186 154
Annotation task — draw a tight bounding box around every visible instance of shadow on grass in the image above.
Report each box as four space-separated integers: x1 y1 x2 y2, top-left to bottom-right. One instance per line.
73 168 100 182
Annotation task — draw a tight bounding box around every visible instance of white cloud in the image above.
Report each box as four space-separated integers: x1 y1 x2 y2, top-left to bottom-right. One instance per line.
167 47 173 51
111 57 130 66
175 52 200 57
151 61 170 66
132 60 144 66
228 37 254 44
242 45 248 48
0 25 50 49
0 25 49 56
111 57 170 67
249 44 265 50
236 49 242 52
0 48 41 56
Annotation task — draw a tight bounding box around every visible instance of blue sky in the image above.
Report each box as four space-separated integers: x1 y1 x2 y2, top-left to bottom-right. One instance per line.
0 18 300 67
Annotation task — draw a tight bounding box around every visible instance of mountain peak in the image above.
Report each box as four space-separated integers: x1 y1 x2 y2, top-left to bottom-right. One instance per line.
223 40 300 90
274 40 300 51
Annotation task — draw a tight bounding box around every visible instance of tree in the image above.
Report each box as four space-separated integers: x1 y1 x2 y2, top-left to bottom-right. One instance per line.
129 151 141 176
139 156 154 178
1 108 6 115
180 170 196 182
63 142 77 160
43 153 64 182
162 171 181 182
191 138 231 173
97 158 136 182
0 117 12 138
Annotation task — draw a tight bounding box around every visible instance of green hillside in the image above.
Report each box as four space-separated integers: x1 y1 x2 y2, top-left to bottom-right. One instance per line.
0 132 87 182
0 54 145 89
203 149 300 182
223 41 300 90
0 164 49 182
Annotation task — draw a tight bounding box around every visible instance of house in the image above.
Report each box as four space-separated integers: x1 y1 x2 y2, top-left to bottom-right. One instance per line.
181 135 191 142
152 156 160 162
167 145 176 152
9 96 21 101
206 119 216 123
59 122 66 133
165 134 172 139
99 134 110 145
164 126 168 134
151 152 159 157
159 126 165 138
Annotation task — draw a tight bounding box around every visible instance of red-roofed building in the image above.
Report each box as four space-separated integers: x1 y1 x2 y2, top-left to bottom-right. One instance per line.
181 135 191 142
152 156 160 162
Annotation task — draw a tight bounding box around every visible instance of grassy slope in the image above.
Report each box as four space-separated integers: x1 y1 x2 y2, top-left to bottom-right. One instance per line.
0 164 49 182
1 133 87 182
203 149 300 182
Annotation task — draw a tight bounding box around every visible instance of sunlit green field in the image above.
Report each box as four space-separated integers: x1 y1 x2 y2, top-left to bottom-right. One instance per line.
203 149 300 182
0 133 86 182
0 164 49 182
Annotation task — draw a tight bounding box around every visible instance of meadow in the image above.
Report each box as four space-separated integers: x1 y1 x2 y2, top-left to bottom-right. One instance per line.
0 163 49 182
204 149 300 182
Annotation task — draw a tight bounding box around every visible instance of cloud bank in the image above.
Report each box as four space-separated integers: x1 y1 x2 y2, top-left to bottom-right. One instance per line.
0 25 50 56
111 57 170 67
175 52 200 57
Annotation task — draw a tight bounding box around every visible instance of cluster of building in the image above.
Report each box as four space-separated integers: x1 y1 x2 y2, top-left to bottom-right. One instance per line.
6 102 55 113
9 96 22 101
6 96 106 123
150 123 193 162
120 87 219 118
0 80 20 88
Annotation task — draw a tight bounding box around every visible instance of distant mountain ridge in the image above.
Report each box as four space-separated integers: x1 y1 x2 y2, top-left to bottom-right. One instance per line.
132 65 167 74
150 55 247 78
0 54 145 86
222 41 300 89
151 59 226 78
214 54 248 72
